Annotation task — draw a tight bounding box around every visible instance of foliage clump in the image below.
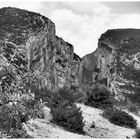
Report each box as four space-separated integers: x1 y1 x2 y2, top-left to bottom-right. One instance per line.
70 85 87 103
85 84 113 109
102 107 137 129
0 54 45 138
49 87 85 134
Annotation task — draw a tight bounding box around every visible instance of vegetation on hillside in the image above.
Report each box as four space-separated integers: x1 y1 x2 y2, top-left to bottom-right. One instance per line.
102 107 137 129
0 7 49 45
0 42 45 138
49 87 85 134
85 84 114 109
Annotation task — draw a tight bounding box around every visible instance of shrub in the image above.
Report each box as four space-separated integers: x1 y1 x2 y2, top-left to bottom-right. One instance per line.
85 84 113 109
0 103 28 138
49 88 85 134
0 93 45 138
73 90 87 103
0 56 45 138
102 107 137 129
128 104 139 114
34 88 53 103
57 86 76 103
20 98 45 119
0 128 31 138
51 100 85 134
49 86 86 104
70 86 87 103
9 127 31 138
134 128 140 138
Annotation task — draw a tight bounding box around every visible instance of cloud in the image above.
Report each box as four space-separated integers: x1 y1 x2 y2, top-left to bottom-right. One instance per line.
50 2 140 57
110 14 140 29
0 1 42 12
50 2 112 57
0 1 139 57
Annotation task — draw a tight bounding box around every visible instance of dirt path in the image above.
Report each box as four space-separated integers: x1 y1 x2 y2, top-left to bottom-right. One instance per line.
24 106 89 138
77 104 135 138
25 103 136 138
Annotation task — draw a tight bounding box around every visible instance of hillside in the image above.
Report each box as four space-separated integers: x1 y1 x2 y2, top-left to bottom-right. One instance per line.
80 49 98 85
82 50 98 71
0 7 81 91
81 29 140 101
0 7 82 138
0 7 140 139
24 103 136 138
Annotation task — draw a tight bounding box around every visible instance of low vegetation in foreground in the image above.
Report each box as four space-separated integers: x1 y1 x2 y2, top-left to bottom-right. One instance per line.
102 107 137 129
49 87 85 134
0 59 45 138
84 84 114 109
0 55 138 138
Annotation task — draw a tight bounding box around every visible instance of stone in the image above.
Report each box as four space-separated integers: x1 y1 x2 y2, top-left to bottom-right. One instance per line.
0 7 81 91
94 29 140 100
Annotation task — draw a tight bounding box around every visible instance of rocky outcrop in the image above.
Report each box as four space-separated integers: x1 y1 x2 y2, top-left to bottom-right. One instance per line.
95 29 140 100
81 50 98 85
54 37 82 89
70 53 82 87
82 50 98 71
0 7 81 91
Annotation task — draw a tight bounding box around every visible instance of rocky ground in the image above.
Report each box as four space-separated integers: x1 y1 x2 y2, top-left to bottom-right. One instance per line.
24 103 139 138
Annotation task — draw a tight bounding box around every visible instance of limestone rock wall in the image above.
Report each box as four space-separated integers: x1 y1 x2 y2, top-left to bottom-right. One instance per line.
54 36 74 90
0 7 81 91
70 53 82 87
95 29 140 100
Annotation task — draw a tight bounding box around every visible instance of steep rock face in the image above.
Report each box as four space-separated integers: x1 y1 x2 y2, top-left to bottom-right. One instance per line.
70 53 82 87
54 37 82 89
81 67 93 86
82 50 98 71
95 29 140 100
81 50 98 85
0 7 81 91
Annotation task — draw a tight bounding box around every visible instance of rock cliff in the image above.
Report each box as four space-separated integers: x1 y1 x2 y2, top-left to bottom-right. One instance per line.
81 50 98 85
94 29 140 101
0 7 81 91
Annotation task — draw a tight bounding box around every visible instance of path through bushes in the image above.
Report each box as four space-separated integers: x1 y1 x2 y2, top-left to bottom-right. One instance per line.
25 103 136 138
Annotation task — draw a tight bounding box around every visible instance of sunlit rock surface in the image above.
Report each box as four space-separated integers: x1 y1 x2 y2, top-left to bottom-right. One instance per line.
96 29 140 100
0 7 81 91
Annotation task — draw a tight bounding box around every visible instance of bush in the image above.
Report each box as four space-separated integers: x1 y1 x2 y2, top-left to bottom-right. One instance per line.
128 104 139 114
0 93 45 138
0 56 45 138
51 101 85 134
0 128 31 138
57 86 76 103
134 128 140 138
102 107 137 129
49 86 86 104
34 88 53 103
85 84 113 109
20 98 45 119
70 86 87 103
49 88 85 134
0 103 28 138
9 127 32 138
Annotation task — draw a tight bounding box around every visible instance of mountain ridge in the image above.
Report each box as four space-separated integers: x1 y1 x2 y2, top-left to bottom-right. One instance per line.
0 7 81 91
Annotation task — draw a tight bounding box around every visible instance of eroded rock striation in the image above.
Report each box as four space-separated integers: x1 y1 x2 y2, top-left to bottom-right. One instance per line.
0 7 81 91
93 29 140 100
81 50 98 85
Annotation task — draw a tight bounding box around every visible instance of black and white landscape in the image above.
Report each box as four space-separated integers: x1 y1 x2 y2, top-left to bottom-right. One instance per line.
0 1 140 138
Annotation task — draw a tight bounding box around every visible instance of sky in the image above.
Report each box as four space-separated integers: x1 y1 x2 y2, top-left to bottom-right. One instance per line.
0 1 140 57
